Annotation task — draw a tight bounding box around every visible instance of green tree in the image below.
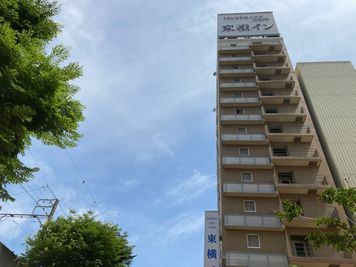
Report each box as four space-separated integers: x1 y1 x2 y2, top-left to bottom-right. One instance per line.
276 187 356 253
0 0 84 201
20 211 135 267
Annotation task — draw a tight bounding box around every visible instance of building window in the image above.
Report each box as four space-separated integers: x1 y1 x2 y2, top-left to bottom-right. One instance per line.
273 147 288 156
291 236 313 257
237 127 247 134
235 92 242 98
265 107 278 113
239 148 249 156
241 172 253 182
247 234 261 248
244 200 256 212
236 108 244 114
278 171 295 184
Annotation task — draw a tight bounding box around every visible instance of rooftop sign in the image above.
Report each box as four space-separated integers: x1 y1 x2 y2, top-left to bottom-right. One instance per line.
218 12 279 38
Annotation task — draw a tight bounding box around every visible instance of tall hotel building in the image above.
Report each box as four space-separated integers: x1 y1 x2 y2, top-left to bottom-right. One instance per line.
209 12 356 267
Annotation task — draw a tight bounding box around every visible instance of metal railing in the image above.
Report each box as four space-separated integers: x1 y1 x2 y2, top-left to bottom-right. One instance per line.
271 148 319 158
225 214 282 228
223 157 271 165
290 244 352 260
223 183 275 194
277 174 327 185
220 82 257 88
221 134 266 142
221 114 263 121
257 74 294 82
219 44 250 51
260 90 299 97
263 107 304 114
220 97 260 104
219 56 252 62
267 125 310 134
226 251 288 267
219 68 255 74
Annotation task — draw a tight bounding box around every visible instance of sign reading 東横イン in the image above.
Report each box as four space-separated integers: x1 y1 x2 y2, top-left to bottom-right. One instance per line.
218 12 279 38
204 211 219 267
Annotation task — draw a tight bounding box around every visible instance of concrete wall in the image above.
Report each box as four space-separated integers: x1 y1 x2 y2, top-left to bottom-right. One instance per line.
296 61 356 189
0 243 18 267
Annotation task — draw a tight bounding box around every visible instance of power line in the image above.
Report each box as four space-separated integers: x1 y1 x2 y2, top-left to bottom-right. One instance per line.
28 150 67 218
64 150 107 221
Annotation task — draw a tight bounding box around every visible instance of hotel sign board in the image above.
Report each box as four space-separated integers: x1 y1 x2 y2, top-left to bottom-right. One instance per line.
218 12 279 38
204 211 219 267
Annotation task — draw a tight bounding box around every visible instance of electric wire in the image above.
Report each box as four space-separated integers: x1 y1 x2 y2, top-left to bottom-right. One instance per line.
64 149 108 221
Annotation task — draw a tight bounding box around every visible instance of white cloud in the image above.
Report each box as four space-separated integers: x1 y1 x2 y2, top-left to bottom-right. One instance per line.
158 212 204 243
156 170 215 206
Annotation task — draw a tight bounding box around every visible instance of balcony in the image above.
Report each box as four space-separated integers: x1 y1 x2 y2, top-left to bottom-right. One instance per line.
255 63 291 76
257 75 295 89
221 134 267 145
226 251 288 267
275 174 329 194
221 115 264 125
271 148 322 167
222 157 272 169
219 44 251 54
250 40 283 52
220 81 257 91
288 243 355 267
219 56 253 66
252 51 286 64
266 126 314 143
260 90 300 105
219 67 256 78
283 206 339 228
262 107 307 122
223 183 277 197
220 97 261 107
224 214 283 231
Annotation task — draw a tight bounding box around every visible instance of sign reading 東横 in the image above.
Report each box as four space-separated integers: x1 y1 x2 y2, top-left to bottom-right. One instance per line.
204 211 219 267
218 12 279 38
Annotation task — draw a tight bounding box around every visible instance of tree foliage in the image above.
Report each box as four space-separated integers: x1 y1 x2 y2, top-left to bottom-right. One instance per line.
277 187 356 253
0 0 84 201
20 211 135 267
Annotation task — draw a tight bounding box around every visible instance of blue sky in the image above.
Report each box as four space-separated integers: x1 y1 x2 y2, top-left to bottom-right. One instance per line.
1 0 356 266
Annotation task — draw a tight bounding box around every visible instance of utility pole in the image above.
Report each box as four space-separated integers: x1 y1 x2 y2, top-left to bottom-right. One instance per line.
0 198 59 225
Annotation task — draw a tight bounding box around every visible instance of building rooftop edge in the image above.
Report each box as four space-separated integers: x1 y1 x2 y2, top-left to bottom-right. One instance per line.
217 11 274 16
296 61 352 65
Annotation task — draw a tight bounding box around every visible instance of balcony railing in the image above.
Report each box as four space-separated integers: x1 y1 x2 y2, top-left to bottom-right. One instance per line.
225 214 282 229
272 148 319 158
277 175 327 186
223 157 271 165
220 97 260 105
268 125 310 134
276 175 328 194
263 107 306 123
223 183 276 195
266 126 313 143
226 251 288 267
220 68 255 76
289 245 354 263
222 134 266 142
219 56 252 63
219 44 251 52
220 82 257 90
221 115 264 125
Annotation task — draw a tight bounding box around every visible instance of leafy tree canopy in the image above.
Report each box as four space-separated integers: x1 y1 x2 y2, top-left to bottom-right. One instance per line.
0 0 84 201
20 211 135 267
277 187 356 253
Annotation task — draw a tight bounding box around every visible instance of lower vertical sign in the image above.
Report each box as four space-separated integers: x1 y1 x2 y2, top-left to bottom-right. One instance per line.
204 211 219 267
